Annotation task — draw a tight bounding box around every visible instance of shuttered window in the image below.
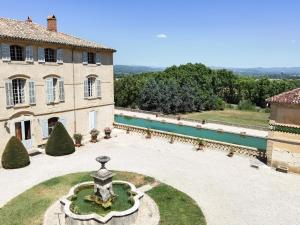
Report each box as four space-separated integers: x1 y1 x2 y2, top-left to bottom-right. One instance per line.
45 78 54 104
45 48 56 62
95 53 101 65
89 111 97 131
10 45 23 61
56 49 63 64
38 47 45 63
82 51 88 64
12 79 25 104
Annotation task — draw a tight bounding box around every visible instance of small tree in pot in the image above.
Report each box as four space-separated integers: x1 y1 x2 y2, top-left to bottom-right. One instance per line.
90 129 99 143
104 127 112 139
73 133 83 147
145 128 152 139
196 139 205 151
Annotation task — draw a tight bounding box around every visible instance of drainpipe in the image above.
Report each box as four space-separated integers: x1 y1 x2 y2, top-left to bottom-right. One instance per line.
72 49 77 133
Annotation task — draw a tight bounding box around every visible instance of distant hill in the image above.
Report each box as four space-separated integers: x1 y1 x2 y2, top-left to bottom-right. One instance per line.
114 65 164 75
114 64 300 78
215 67 300 77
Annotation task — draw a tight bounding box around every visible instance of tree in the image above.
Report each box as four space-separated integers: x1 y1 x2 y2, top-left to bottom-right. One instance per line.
1 136 30 169
45 122 75 156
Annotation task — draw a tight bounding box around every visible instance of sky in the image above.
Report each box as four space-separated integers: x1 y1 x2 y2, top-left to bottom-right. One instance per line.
1 0 300 68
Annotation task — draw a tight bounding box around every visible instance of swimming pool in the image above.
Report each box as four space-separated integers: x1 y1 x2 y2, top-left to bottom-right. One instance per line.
115 115 267 151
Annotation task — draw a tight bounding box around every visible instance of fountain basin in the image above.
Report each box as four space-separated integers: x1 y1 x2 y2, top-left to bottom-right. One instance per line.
60 180 144 225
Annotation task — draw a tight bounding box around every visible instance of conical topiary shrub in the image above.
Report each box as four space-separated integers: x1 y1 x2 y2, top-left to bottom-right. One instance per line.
45 122 75 156
1 136 30 169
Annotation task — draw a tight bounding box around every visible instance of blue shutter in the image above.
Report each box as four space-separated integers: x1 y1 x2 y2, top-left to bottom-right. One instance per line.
1 44 11 62
82 51 88 64
25 46 33 63
56 49 63 64
5 80 13 107
41 119 49 139
96 79 101 98
38 47 45 63
95 53 101 65
59 117 66 128
28 80 36 105
45 78 54 103
58 78 65 102
84 79 88 99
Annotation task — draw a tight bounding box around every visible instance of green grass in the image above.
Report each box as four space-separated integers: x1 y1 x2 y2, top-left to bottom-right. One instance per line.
0 171 205 225
147 184 206 225
182 109 269 128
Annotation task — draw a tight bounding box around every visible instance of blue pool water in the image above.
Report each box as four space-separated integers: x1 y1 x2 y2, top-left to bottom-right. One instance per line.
115 115 267 151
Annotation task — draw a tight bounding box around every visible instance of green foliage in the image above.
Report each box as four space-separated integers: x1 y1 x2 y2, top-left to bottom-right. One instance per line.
114 63 299 113
238 100 256 111
45 122 75 156
73 133 83 143
1 136 30 169
272 124 300 134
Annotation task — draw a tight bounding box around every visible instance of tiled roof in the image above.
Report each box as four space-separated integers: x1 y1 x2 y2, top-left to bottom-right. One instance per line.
0 17 115 52
267 88 300 105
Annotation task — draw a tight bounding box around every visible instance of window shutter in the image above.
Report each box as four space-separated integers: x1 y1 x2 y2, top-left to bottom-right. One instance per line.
25 46 33 63
94 111 97 129
89 111 97 130
84 79 88 99
5 80 13 107
96 79 101 98
59 117 67 128
1 44 11 62
56 49 63 64
95 53 101 65
38 47 45 63
82 51 88 64
58 78 65 102
28 80 36 105
41 119 49 139
45 78 54 103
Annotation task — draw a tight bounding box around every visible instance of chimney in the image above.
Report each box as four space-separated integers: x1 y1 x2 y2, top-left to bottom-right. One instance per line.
26 16 32 22
47 15 57 32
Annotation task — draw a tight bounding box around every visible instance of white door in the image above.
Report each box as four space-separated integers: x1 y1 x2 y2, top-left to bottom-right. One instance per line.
15 120 32 149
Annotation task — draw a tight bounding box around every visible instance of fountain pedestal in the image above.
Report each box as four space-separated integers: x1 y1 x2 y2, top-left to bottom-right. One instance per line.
91 156 115 202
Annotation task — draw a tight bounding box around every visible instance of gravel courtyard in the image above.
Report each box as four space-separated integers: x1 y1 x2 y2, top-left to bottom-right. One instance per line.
1 130 300 225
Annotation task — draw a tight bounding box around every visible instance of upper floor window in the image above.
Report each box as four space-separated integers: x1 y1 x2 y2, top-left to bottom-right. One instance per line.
12 78 25 104
84 76 101 99
10 45 23 61
45 48 56 62
45 76 65 104
88 52 95 64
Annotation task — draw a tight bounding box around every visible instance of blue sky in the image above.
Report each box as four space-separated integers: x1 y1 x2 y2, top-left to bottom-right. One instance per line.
1 0 300 67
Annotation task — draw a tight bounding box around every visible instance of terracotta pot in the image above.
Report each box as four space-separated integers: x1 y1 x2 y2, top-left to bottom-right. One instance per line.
104 131 111 139
91 135 98 143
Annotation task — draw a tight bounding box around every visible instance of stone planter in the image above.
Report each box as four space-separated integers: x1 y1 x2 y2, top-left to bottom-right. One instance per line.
91 135 98 143
60 181 144 225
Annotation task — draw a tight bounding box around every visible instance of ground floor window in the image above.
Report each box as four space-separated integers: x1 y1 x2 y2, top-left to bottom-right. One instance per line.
48 117 58 136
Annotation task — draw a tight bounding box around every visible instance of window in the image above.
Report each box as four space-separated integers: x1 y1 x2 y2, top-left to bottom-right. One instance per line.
45 48 56 62
10 45 23 61
87 77 95 97
12 79 25 104
48 117 58 136
88 52 95 64
45 77 64 103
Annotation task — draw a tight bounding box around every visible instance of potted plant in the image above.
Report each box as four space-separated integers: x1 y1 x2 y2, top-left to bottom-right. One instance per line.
104 127 112 139
196 139 205 151
145 128 152 139
170 135 175 144
227 148 235 157
73 133 83 147
90 129 99 143
202 119 206 124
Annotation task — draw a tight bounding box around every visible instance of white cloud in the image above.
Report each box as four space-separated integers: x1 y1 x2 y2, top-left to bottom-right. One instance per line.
156 33 167 39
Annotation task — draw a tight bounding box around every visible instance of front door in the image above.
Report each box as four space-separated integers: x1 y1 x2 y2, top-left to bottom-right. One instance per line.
15 120 32 149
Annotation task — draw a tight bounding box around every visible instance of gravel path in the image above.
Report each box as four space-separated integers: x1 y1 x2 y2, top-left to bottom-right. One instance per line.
1 130 300 225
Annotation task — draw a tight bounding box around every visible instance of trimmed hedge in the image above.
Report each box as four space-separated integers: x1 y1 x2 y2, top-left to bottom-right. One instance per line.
45 122 75 156
1 136 30 169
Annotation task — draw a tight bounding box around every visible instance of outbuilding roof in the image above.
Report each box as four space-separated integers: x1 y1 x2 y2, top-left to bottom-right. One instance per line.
0 17 116 52
267 88 300 105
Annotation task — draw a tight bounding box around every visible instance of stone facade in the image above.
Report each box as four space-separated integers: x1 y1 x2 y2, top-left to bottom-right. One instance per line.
267 102 300 173
0 17 115 163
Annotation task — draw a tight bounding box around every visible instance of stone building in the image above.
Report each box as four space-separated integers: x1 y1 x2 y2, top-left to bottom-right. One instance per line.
266 88 300 173
0 15 116 159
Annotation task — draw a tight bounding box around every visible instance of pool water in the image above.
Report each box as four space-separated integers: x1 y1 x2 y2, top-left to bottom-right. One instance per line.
115 115 267 151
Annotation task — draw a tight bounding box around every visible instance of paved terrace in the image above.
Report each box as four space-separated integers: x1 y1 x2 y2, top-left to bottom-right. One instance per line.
1 130 300 225
115 109 268 138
